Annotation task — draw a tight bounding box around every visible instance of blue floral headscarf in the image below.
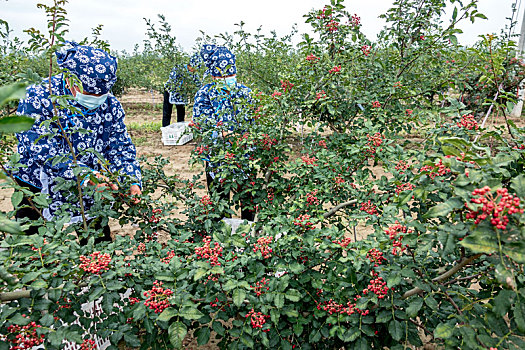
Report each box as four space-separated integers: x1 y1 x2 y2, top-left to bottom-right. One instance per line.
56 41 118 95
204 46 237 78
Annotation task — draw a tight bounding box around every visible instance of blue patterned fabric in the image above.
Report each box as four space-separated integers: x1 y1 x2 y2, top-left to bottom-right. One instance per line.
56 41 118 95
193 82 252 131
199 44 217 63
13 73 141 220
206 46 236 77
192 82 253 179
164 64 201 105
189 51 204 69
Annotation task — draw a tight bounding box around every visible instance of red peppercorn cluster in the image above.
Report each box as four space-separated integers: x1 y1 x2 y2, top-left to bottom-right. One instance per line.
161 250 176 264
195 144 209 155
332 237 352 248
457 114 479 130
306 189 320 206
367 248 386 267
136 242 146 254
260 133 278 150
329 65 342 74
143 280 173 314
326 19 340 32
371 101 381 108
79 251 111 274
188 120 200 130
316 90 327 100
245 309 270 331
58 297 71 310
280 80 294 92
271 90 282 99
362 274 389 299
293 214 315 230
395 182 415 195
128 297 140 306
395 160 410 173
306 53 320 62
465 186 523 230
6 322 44 350
405 109 413 115
360 200 378 215
148 208 162 223
384 222 410 255
300 155 318 166
419 159 451 179
351 14 361 27
253 236 273 259
195 236 223 266
200 195 212 207
365 132 384 158
316 299 368 316
251 277 270 297
393 81 402 88
79 339 96 350
318 140 327 148
225 152 235 160
362 45 371 56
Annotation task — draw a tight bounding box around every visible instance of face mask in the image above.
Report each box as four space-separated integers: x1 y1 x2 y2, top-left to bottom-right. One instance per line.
218 76 237 90
75 92 109 110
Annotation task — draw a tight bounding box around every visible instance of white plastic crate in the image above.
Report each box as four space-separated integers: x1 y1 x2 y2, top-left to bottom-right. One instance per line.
160 122 193 146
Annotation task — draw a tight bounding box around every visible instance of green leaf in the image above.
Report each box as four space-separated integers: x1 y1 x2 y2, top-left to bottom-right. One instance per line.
494 290 514 317
0 82 27 107
179 306 204 320
406 298 423 318
39 313 54 327
514 302 525 333
10 313 30 326
274 293 285 308
511 174 525 199
285 289 301 302
345 327 361 342
387 274 401 288
388 320 403 341
0 216 23 235
195 327 211 346
212 320 225 336
424 198 462 218
503 241 525 263
157 307 178 322
233 288 246 307
240 333 254 348
434 322 455 339
194 268 207 281
11 191 23 208
168 321 187 349
21 271 40 284
460 230 498 254
0 116 35 134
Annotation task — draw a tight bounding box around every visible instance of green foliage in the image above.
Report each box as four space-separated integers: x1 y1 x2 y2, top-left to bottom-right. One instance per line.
2 0 525 349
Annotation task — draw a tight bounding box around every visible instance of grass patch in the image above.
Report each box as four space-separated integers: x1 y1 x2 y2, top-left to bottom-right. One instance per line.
127 121 162 132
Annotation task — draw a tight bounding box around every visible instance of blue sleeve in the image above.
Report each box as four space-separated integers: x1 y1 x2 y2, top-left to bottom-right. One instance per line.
103 100 142 186
192 86 214 128
16 86 92 181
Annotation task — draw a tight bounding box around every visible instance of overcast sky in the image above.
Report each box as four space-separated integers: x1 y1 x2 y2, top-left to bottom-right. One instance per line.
1 0 523 53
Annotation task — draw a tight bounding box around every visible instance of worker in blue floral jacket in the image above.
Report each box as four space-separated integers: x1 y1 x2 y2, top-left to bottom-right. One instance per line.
162 59 201 127
13 42 142 240
192 46 255 221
